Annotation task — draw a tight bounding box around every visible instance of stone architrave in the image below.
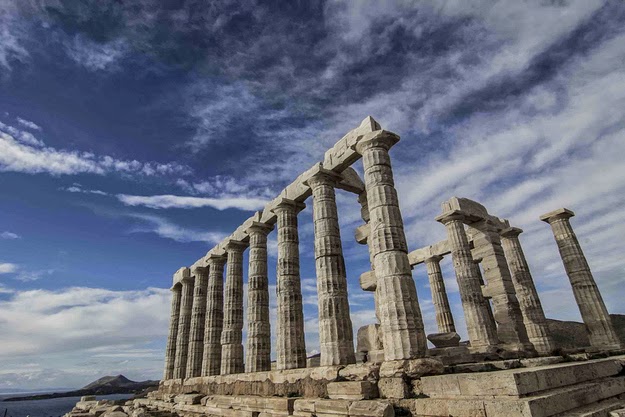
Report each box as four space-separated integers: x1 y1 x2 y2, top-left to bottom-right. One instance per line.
355 130 427 360
245 222 273 373
221 240 247 375
185 266 209 378
500 227 556 355
272 199 307 370
163 283 182 380
306 168 356 366
469 221 533 352
424 255 456 334
541 208 622 350
202 254 226 376
436 212 499 351
173 268 193 379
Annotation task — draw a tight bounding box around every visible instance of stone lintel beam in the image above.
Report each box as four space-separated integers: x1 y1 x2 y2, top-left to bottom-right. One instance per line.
323 116 382 173
360 270 377 292
335 167 365 195
407 240 451 266
441 197 508 230
501 226 524 238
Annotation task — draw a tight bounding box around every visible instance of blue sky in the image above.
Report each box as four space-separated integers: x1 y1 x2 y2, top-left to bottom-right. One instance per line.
1 0 625 390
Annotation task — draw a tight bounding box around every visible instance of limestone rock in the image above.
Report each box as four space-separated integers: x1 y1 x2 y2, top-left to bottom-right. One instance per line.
379 358 444 378
339 363 380 382
327 381 378 400
378 377 409 399
427 332 461 348
357 324 383 355
348 400 394 417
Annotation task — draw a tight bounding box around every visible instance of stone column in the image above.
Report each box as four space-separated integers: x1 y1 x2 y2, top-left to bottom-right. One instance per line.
173 268 193 379
469 221 533 352
541 208 621 350
306 169 356 366
500 227 556 355
355 131 427 360
221 241 246 375
186 266 208 378
202 254 226 376
272 199 307 370
424 255 456 334
436 212 499 351
163 284 182 380
245 222 273 373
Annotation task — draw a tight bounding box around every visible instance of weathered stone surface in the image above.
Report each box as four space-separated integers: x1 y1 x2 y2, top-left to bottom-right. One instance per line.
339 363 380 382
245 221 273 373
203 254 226 376
306 167 355 366
357 324 383 358
425 255 457 334
427 331 461 348
379 358 444 378
173 267 193 379
501 226 556 355
186 265 208 378
436 211 499 352
327 381 378 400
272 199 307 370
356 130 426 360
349 400 394 417
164 278 182 380
541 208 622 351
221 240 247 375
378 377 409 399
314 399 350 415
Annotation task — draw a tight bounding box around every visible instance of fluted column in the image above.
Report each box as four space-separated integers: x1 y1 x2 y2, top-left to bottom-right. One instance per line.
186 266 208 377
163 284 182 380
500 227 556 354
221 241 246 375
436 212 499 351
424 255 456 334
541 208 621 350
173 268 193 379
355 131 426 360
202 254 226 376
245 222 273 373
306 169 355 366
470 221 533 352
272 199 307 370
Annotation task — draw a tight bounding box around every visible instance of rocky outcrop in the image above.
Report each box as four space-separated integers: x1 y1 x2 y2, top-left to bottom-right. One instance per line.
547 314 625 350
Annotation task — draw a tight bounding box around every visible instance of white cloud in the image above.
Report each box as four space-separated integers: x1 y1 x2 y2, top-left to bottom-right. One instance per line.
0 123 189 177
0 7 29 72
0 263 18 274
0 286 170 389
62 184 108 196
0 231 20 239
64 35 128 72
126 213 226 244
117 194 267 211
16 117 41 131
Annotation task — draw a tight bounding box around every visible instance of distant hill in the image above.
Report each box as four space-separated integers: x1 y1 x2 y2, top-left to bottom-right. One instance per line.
547 314 625 349
2 375 158 402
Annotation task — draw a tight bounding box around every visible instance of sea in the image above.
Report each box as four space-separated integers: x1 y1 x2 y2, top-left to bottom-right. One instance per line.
0 393 133 417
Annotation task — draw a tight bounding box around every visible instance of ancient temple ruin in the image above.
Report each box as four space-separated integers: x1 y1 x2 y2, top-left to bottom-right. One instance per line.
99 118 625 417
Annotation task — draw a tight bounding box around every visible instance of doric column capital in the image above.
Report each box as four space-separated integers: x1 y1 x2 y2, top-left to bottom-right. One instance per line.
191 265 208 276
271 198 306 214
170 283 182 292
540 207 575 223
245 221 274 237
500 227 523 238
224 239 247 253
354 130 400 154
302 165 342 188
424 255 444 264
435 210 467 225
206 253 227 268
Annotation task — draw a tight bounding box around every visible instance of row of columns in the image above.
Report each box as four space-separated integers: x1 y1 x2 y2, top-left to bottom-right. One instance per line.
163 131 432 380
425 207 620 355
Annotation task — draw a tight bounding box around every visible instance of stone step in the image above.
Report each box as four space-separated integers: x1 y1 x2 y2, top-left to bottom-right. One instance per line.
552 396 625 417
420 357 624 398
410 375 625 417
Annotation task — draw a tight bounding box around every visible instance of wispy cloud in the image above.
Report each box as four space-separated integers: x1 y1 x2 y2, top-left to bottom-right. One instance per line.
16 117 41 131
62 183 108 196
0 232 20 240
0 122 190 177
64 35 128 72
117 194 266 211
126 213 226 244
0 263 18 274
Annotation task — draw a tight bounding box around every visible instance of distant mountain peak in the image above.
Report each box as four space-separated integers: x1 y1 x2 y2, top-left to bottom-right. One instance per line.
81 374 136 390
